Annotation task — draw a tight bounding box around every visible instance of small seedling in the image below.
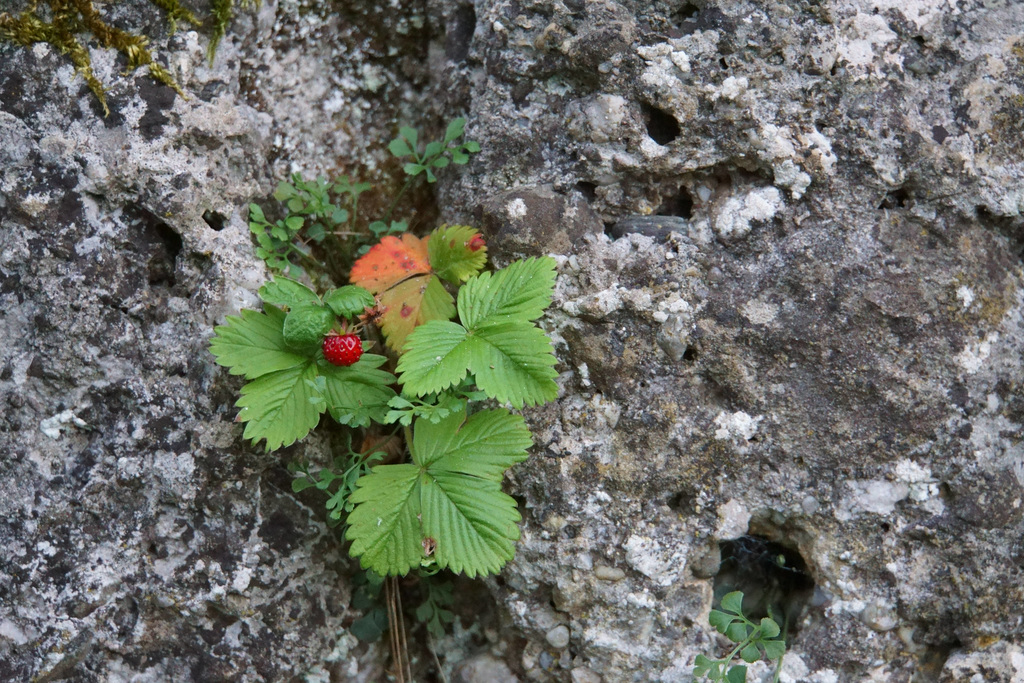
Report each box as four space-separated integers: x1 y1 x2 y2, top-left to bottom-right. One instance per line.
694 591 787 683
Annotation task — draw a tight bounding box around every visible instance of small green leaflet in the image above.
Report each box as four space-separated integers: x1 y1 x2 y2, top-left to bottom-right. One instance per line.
397 257 559 408
209 306 396 450
258 277 321 309
237 362 321 450
324 285 375 318
458 256 556 327
321 354 397 427
428 225 487 285
282 303 336 352
346 406 532 577
209 305 308 379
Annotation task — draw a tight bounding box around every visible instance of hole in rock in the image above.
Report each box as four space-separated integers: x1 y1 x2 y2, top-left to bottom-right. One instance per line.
642 103 681 145
681 346 699 363
878 187 910 210
912 639 961 682
575 181 598 203
202 210 227 232
668 488 697 513
674 2 700 22
657 186 693 219
131 207 182 288
719 56 729 70
974 205 1024 260
713 535 815 633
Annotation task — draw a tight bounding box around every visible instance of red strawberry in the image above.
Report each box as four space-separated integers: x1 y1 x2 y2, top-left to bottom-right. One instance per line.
323 333 363 366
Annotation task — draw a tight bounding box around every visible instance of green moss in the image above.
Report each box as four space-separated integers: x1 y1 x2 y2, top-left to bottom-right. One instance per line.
207 0 259 64
0 0 253 116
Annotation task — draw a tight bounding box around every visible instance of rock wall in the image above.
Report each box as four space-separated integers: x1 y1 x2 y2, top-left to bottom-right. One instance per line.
2 0 1023 682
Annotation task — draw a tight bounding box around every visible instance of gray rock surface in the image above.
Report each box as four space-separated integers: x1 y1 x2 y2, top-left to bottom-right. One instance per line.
434 0 1024 680
2 0 1024 682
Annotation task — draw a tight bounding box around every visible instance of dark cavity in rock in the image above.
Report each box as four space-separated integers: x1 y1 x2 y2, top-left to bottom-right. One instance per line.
641 102 680 145
714 535 815 632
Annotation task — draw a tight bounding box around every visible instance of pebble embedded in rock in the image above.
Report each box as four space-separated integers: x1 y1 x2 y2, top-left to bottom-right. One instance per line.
546 624 571 649
594 565 626 581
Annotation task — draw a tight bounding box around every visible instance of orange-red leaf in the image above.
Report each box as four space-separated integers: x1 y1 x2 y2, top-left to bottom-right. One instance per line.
375 275 455 352
350 234 431 293
350 233 457 352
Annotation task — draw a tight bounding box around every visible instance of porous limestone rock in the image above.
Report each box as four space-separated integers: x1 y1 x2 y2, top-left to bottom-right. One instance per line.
0 0 431 680
3 0 1024 681
431 0 1024 681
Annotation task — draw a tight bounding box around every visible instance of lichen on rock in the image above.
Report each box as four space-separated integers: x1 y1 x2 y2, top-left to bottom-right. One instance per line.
0 0 252 115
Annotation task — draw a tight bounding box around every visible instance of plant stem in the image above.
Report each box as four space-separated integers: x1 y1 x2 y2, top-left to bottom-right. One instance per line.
382 176 416 224
288 245 324 275
771 614 790 683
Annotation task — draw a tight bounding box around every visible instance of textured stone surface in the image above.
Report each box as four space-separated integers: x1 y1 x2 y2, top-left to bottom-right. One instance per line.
432 0 1024 681
3 0 1024 682
0 0 426 680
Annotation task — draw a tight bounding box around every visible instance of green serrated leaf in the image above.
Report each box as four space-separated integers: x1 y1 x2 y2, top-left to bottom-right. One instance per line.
471 322 558 408
740 643 760 664
420 471 521 577
396 321 473 395
249 203 266 223
292 477 317 493
274 182 296 200
464 140 481 153
347 406 530 577
404 162 425 176
428 224 488 285
444 118 466 143
259 277 322 308
412 406 531 480
307 222 327 243
721 591 745 615
236 361 322 450
346 463 425 575
385 409 415 426
708 609 734 633
399 259 559 408
423 141 442 159
432 156 450 169
389 138 413 157
324 285 376 318
725 622 749 643
693 654 713 677
282 303 336 352
321 354 397 427
725 665 747 683
458 256 557 328
761 639 786 660
285 215 304 231
451 152 469 165
759 617 780 639
210 305 310 380
399 126 418 148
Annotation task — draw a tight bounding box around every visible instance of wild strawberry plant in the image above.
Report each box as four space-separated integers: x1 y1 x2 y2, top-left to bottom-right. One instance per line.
209 121 558 650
